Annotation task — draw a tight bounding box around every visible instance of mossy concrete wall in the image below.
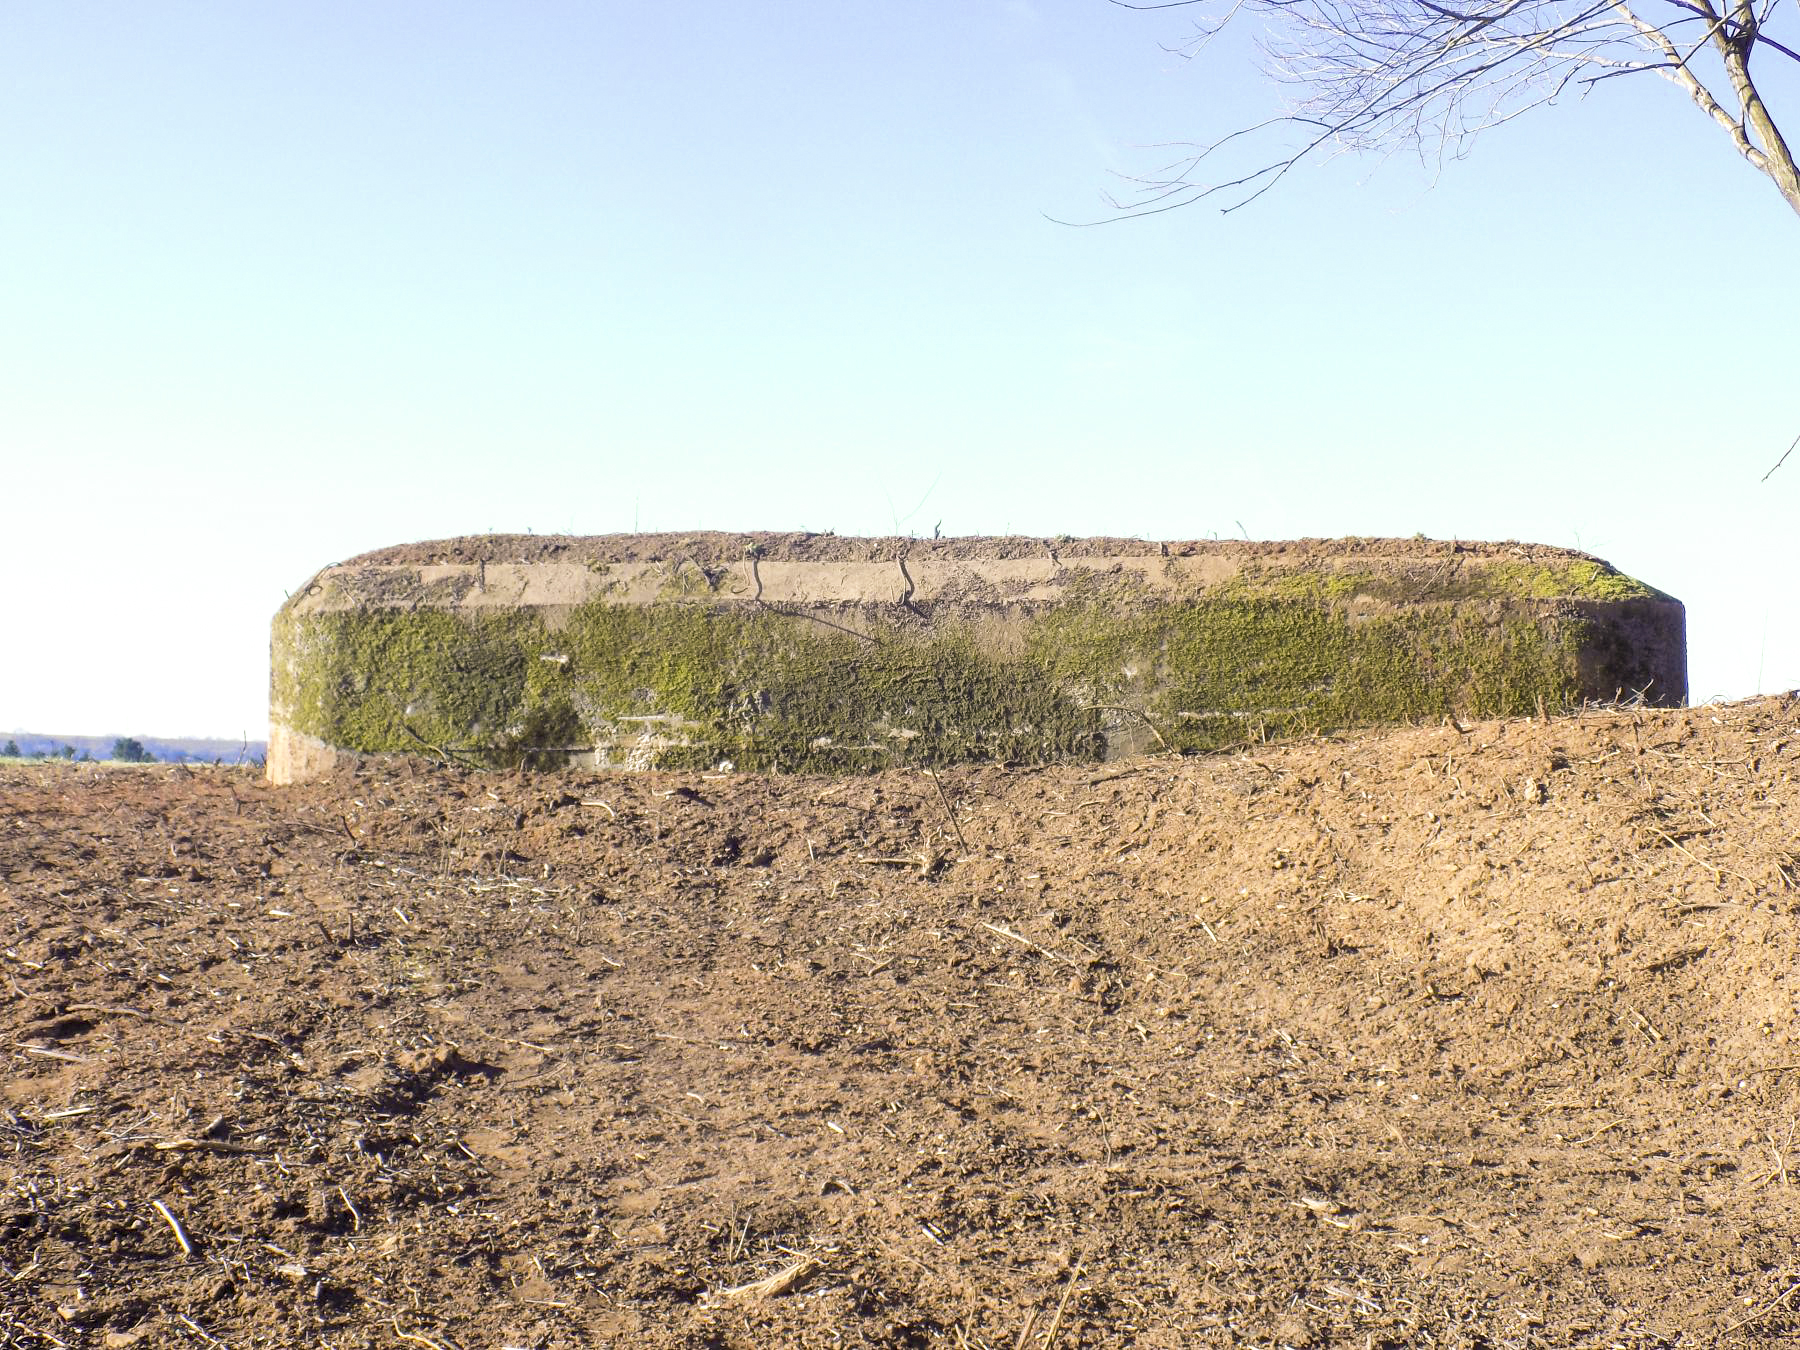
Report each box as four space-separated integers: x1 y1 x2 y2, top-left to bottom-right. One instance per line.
267 534 1686 784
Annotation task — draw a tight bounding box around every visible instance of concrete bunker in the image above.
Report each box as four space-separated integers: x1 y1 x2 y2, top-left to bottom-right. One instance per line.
268 534 1686 785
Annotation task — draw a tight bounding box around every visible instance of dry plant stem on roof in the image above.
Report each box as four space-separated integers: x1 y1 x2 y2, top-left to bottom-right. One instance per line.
1106 0 1800 217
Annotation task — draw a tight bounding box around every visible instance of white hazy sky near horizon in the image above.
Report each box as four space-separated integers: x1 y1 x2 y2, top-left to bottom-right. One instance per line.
2 1 1796 739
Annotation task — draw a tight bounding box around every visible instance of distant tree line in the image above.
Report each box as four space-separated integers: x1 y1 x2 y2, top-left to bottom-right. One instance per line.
4 732 267 764
0 738 157 762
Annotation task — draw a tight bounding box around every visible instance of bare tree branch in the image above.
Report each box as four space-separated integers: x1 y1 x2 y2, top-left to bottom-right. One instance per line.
1102 0 1800 217
1763 429 1800 480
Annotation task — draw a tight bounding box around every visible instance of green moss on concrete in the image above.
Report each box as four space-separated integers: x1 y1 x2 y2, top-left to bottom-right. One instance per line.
272 607 550 763
274 578 1616 771
1023 599 1585 752
1473 559 1654 602
1210 558 1654 608
274 601 1105 772
1209 569 1370 606
550 605 1101 771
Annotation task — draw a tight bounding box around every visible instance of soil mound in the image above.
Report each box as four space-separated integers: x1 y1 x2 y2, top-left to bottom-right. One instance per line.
5 696 1798 1347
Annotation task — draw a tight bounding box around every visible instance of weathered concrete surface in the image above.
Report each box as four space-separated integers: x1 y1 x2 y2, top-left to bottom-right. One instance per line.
267 534 1685 784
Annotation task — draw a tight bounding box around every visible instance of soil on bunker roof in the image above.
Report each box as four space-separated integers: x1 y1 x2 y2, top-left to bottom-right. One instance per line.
343 531 1603 569
4 695 1799 1348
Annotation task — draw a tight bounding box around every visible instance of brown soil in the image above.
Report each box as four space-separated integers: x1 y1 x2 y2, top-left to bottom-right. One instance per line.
5 697 1799 1348
344 532 1601 569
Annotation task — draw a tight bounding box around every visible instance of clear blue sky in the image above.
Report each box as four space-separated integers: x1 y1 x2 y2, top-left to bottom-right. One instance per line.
3 2 1796 739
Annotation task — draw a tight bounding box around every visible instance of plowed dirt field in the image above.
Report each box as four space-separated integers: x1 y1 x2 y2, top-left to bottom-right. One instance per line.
4 697 1799 1348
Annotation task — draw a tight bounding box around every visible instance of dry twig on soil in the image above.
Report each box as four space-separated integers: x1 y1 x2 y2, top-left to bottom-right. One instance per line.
150 1198 194 1258
712 1256 821 1301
